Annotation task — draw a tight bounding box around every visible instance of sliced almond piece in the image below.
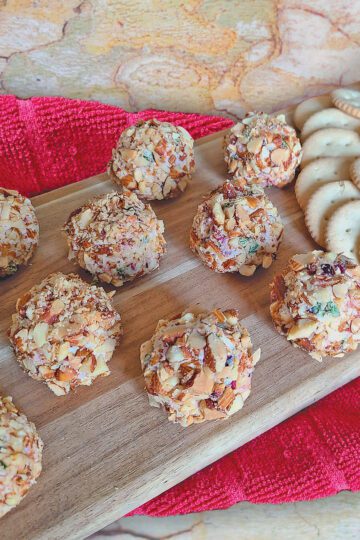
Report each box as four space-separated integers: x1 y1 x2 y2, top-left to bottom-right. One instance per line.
188 367 214 395
77 208 93 229
33 322 49 347
287 319 318 341
247 137 263 154
50 299 65 315
271 148 290 165
227 394 244 415
208 334 227 372
186 331 206 350
212 202 225 225
239 264 256 276
121 148 138 160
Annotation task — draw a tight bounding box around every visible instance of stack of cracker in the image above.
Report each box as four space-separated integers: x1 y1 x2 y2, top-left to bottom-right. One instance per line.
294 87 360 263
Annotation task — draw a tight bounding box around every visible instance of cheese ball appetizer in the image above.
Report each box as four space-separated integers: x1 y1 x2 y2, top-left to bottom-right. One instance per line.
270 251 360 361
190 180 283 276
63 191 166 287
8 272 122 396
141 309 261 427
224 112 302 188
108 119 195 200
0 188 39 277
0 395 43 518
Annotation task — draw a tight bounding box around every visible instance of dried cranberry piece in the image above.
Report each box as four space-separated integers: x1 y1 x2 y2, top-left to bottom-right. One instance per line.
307 263 317 275
231 380 237 390
335 262 346 274
321 264 335 276
205 398 216 409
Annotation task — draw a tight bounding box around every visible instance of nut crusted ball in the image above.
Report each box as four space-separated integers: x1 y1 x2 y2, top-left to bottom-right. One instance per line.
190 180 283 276
224 112 302 188
270 251 360 361
63 191 166 287
0 188 39 277
8 272 122 396
141 309 261 427
0 396 43 518
108 119 195 200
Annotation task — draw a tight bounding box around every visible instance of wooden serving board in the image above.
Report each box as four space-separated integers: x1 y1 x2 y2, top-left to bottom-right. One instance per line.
1 125 359 540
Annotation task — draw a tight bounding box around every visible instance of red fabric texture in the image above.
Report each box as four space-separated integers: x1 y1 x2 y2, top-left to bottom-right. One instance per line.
0 95 359 515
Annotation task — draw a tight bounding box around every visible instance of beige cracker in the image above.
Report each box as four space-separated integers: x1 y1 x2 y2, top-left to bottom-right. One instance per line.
326 200 360 263
332 88 360 119
305 180 360 248
295 157 352 210
293 95 332 130
301 128 360 168
350 157 360 189
301 108 360 140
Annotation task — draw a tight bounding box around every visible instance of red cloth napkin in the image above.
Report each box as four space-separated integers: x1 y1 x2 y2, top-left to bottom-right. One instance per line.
0 95 359 515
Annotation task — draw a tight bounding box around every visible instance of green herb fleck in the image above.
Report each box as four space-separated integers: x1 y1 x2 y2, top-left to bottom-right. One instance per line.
0 460 7 469
310 302 321 315
249 241 259 254
324 301 340 317
143 149 155 162
309 301 339 317
117 267 127 279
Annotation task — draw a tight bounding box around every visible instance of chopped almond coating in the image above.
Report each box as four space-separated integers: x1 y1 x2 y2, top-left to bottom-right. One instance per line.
141 309 261 427
0 188 39 277
8 272 122 395
108 119 195 200
224 112 302 188
0 395 43 518
270 251 360 361
190 180 283 276
63 191 166 287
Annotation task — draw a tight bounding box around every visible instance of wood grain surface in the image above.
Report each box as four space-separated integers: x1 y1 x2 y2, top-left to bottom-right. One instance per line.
0 128 359 540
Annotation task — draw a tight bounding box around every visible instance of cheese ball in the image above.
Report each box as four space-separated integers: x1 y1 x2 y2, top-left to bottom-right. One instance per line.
108 119 195 200
0 395 43 518
8 272 122 396
224 112 302 188
0 188 39 277
141 309 261 427
63 191 166 287
270 251 360 361
190 180 283 276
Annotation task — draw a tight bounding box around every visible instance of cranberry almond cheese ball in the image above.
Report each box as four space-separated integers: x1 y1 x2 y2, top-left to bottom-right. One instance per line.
190 180 283 276
0 188 39 277
141 309 261 427
0 396 43 518
63 191 166 287
108 119 195 200
270 251 360 361
224 112 302 188
8 272 122 396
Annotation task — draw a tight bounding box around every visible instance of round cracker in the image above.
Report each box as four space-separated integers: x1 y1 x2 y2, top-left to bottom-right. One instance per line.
301 128 360 168
295 157 352 210
305 180 360 248
331 88 360 119
293 95 332 130
350 157 360 189
301 108 360 140
326 200 360 262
